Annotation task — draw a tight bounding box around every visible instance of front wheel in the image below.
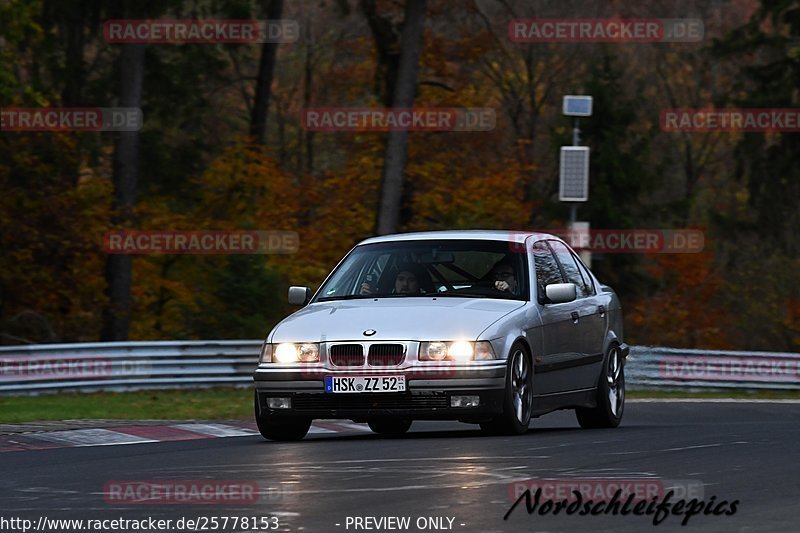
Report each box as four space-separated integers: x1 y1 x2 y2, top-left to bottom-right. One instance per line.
368 418 412 436
254 393 311 441
576 345 625 429
480 344 532 435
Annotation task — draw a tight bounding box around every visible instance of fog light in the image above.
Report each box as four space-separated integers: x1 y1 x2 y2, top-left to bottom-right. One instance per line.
267 397 292 409
450 395 480 407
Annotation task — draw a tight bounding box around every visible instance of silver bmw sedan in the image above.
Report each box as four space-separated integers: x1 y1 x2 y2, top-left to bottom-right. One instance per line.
254 230 628 441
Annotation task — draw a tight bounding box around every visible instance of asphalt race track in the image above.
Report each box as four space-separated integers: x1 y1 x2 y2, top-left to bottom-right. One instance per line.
1 401 798 533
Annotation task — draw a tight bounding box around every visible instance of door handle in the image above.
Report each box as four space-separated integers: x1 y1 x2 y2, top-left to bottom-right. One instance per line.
571 311 580 323
598 305 606 317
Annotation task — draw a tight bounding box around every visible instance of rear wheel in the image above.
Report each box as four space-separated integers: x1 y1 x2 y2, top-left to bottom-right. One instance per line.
480 344 532 435
576 345 625 429
367 418 413 436
254 393 311 441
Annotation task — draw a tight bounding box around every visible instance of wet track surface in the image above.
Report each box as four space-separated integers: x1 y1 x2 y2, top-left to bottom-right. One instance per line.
1 401 798 533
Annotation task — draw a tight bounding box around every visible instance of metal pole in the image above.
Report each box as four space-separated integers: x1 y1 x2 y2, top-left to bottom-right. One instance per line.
572 118 580 146
570 117 580 223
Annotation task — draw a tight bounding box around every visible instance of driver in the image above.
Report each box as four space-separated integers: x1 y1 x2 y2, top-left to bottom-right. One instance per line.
490 259 518 294
360 263 429 295
393 268 420 294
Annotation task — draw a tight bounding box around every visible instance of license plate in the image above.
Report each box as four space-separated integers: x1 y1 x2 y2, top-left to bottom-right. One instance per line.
325 375 406 393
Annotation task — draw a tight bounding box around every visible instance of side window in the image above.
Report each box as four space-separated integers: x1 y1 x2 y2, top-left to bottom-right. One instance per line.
549 241 590 298
574 254 596 296
531 241 564 295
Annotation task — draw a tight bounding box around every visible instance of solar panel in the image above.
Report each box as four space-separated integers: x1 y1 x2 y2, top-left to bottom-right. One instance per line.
559 147 590 201
563 95 593 117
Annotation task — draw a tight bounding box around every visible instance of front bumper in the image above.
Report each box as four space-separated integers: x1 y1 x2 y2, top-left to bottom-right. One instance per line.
253 362 506 421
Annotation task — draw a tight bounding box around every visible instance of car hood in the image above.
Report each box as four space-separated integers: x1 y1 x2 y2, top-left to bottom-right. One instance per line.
270 298 525 342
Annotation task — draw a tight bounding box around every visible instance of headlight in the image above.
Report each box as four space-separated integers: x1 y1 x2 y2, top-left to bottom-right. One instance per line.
273 342 320 363
421 342 448 361
419 341 495 362
448 341 473 362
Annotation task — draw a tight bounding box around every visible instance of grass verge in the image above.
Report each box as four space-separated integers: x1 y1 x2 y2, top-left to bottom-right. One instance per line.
628 389 800 400
0 387 253 424
1 387 798 424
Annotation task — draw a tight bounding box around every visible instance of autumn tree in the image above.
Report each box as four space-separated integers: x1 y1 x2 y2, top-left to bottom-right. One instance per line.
373 0 427 235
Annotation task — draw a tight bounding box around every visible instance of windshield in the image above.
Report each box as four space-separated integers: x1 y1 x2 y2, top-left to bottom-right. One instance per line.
315 239 528 302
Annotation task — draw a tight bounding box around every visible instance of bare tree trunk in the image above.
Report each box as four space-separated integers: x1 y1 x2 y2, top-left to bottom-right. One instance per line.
361 0 401 107
277 101 287 166
60 1 87 107
250 0 284 143
101 43 145 341
375 0 426 236
303 14 315 175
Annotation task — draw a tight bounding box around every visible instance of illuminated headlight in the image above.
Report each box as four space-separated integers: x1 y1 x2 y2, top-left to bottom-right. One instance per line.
273 343 320 363
419 341 495 362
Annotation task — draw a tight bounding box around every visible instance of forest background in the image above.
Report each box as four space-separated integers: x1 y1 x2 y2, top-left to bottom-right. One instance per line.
1 0 798 351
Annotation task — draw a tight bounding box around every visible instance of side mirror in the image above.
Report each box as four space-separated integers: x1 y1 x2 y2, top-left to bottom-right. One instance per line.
545 283 577 304
288 286 312 306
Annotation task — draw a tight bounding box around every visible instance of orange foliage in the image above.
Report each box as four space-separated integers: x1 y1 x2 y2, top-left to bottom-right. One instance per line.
0 134 112 342
625 249 735 349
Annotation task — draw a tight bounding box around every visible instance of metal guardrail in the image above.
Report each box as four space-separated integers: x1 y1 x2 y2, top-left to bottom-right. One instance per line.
0 341 797 395
626 345 800 391
0 340 261 395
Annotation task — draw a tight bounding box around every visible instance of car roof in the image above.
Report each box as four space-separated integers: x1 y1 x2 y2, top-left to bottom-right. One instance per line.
358 229 562 246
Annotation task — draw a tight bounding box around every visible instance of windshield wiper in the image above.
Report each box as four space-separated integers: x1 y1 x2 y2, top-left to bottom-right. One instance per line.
316 294 377 302
434 291 523 300
317 293 426 302
435 292 494 298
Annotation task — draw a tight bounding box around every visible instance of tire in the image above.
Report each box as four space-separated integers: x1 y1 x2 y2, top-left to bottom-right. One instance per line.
254 392 311 441
480 343 533 436
576 344 625 429
367 418 413 436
